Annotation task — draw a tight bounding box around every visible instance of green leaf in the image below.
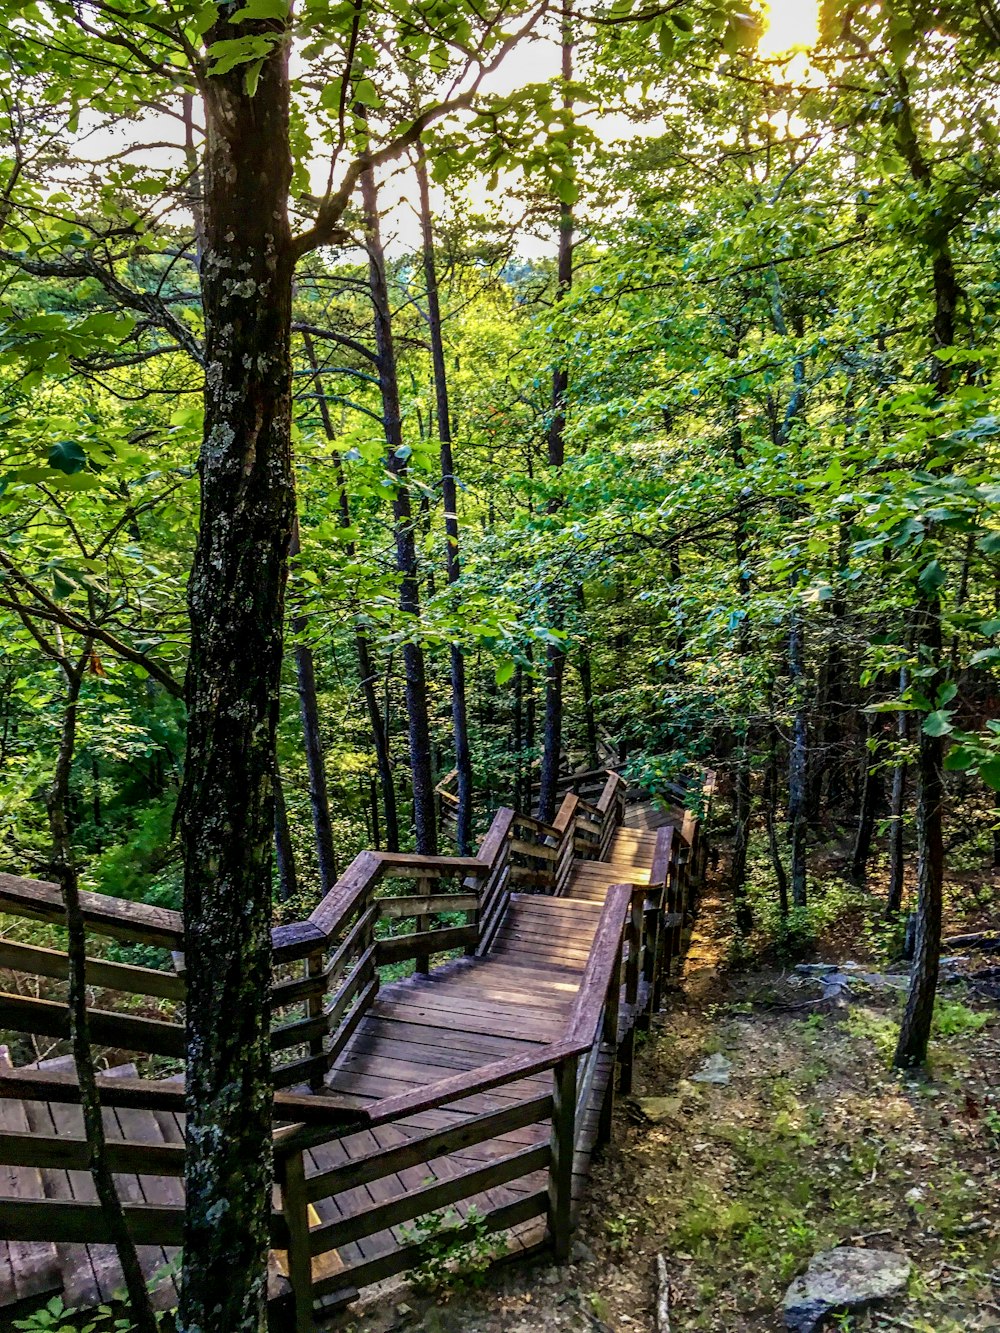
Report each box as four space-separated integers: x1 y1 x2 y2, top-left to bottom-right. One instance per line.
47 440 87 474
944 747 977 772
353 78 381 108
51 570 79 600
231 0 287 20
936 682 957 708
923 710 953 738
495 661 515 686
50 471 102 491
918 559 947 596
244 57 264 95
980 758 1000 791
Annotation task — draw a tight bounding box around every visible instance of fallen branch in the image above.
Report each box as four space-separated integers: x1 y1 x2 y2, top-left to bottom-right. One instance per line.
656 1254 671 1333
943 932 1000 952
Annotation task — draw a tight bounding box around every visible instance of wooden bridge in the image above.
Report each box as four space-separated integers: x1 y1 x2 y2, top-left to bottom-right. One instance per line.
0 771 713 1328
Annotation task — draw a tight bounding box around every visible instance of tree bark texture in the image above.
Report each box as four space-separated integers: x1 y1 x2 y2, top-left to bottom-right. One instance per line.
179 19 294 1331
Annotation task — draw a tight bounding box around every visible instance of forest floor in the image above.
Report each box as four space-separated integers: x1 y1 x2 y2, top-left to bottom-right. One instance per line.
342 870 1000 1333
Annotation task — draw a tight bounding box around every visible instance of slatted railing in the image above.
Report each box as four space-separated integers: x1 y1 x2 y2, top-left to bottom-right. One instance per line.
0 768 714 1327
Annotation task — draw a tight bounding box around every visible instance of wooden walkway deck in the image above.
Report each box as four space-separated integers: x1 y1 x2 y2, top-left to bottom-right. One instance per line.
0 773 712 1325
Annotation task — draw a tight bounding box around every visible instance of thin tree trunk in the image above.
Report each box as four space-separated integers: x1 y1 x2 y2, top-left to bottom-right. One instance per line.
301 330 398 854
850 711 883 885
50 651 157 1333
273 766 298 902
730 404 753 933
894 605 945 1067
513 663 524 809
893 75 956 1067
788 606 808 908
288 516 337 894
523 642 536 813
576 587 599 772
538 647 567 825
358 632 399 851
765 742 790 917
362 163 436 853
415 143 473 853
180 18 294 1329
537 14 574 826
731 745 753 935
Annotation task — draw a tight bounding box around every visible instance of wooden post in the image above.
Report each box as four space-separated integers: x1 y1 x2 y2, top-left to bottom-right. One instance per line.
599 937 623 1135
639 887 661 1034
548 1052 578 1262
619 887 643 1093
415 874 432 974
305 947 326 1092
466 867 480 955
280 1149 314 1333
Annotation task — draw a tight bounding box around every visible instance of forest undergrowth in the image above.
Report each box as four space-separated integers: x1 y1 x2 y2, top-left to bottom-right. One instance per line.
344 850 1000 1333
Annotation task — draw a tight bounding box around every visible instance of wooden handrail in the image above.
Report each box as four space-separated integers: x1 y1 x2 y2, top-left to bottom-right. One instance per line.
0 1067 369 1128
0 872 184 950
565 883 631 1045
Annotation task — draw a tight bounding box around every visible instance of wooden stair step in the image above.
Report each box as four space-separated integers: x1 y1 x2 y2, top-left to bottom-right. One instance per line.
0 1088 62 1312
21 1064 179 1310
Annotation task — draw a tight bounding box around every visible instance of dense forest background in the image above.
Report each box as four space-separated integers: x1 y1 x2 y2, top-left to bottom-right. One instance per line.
2 2 1000 1328
3 0 997 946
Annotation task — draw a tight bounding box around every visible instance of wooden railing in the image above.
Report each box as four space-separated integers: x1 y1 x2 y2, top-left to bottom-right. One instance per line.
0 767 713 1327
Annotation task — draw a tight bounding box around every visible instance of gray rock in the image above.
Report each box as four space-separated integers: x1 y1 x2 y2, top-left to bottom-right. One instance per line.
691 1053 732 1085
571 1239 596 1264
631 1094 683 1124
784 1248 911 1332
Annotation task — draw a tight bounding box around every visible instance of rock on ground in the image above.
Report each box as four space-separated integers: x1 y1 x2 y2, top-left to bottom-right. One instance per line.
783 1247 911 1332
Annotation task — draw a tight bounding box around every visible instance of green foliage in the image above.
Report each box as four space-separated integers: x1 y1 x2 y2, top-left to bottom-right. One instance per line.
398 1205 507 1293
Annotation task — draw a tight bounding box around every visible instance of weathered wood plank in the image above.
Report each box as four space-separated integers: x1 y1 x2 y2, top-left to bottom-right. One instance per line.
0 874 183 950
0 939 185 1002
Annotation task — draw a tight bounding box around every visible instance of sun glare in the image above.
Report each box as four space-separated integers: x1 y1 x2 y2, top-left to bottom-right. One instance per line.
758 0 820 56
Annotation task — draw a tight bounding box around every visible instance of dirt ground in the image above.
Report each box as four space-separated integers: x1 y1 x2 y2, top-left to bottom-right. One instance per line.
340 878 1000 1333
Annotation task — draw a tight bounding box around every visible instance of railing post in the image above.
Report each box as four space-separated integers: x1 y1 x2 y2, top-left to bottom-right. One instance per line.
279 1149 314 1333
548 1052 578 1262
415 873 433 975
597 934 623 1143
640 886 661 1033
305 947 326 1092
619 887 643 1094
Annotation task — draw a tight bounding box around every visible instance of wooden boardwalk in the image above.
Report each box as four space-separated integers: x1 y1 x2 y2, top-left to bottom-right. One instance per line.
0 773 711 1325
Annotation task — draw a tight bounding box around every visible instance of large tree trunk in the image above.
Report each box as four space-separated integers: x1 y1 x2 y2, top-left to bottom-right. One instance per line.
415 144 474 853
361 163 436 853
180 20 294 1331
